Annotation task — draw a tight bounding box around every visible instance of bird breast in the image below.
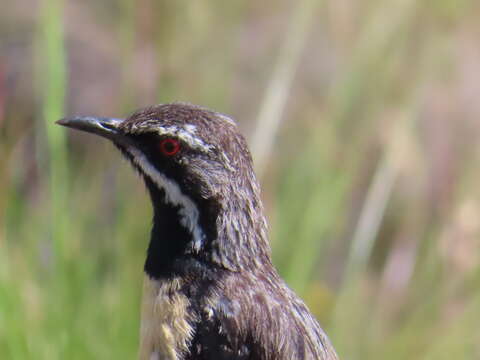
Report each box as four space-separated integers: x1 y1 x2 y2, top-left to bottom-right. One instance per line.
139 276 196 360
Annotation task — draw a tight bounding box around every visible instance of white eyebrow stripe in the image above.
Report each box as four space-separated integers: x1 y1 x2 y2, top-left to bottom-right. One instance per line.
157 126 212 152
183 124 197 133
128 123 213 153
126 146 205 252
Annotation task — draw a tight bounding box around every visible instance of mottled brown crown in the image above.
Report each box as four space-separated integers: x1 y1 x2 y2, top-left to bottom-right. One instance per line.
120 103 250 168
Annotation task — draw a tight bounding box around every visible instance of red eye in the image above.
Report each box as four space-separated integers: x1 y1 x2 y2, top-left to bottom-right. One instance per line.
159 138 181 156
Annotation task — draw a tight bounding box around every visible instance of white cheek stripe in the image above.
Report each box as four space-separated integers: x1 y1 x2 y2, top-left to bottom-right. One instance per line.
127 146 205 252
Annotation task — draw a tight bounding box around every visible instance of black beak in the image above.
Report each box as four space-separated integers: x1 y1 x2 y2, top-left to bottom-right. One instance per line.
56 116 131 145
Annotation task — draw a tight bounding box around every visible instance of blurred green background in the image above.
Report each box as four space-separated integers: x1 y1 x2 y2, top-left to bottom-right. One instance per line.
1 0 480 359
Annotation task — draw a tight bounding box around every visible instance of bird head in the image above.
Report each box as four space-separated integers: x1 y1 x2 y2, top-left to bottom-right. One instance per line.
58 103 270 277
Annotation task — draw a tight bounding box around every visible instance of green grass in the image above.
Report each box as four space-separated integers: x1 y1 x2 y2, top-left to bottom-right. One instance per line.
1 0 480 358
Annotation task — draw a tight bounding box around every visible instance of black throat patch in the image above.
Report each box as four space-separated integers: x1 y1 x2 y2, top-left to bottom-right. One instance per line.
143 177 221 280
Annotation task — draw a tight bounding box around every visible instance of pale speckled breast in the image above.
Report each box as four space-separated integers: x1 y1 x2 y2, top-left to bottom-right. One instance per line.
139 276 196 360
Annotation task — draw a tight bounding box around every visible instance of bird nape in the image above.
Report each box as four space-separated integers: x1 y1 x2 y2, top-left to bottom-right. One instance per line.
57 103 338 360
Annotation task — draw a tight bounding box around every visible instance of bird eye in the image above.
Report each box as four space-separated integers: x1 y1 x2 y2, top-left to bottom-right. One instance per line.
159 138 181 156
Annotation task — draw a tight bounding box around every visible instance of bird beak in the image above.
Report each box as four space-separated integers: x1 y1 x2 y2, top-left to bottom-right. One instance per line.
56 116 130 145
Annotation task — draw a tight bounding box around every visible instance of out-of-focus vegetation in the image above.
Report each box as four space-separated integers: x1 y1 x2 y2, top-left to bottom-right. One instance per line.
1 0 480 359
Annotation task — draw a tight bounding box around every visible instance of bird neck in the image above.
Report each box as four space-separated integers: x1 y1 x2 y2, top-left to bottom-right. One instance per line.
143 177 272 280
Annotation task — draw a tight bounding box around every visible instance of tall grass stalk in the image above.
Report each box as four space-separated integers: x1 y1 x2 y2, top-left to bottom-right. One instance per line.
344 135 399 280
251 0 321 176
39 0 68 266
332 0 421 282
37 1 71 355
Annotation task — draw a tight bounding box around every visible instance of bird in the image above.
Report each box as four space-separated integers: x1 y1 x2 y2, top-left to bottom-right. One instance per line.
57 103 338 360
